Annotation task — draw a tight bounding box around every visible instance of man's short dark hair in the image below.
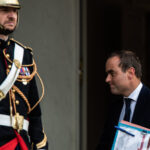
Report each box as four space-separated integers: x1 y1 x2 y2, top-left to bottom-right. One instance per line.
108 50 142 79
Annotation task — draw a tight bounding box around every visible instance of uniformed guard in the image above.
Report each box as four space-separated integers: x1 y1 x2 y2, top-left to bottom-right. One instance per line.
0 0 48 149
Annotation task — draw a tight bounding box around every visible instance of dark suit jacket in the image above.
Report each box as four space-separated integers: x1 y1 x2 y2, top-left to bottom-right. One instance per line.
96 85 150 150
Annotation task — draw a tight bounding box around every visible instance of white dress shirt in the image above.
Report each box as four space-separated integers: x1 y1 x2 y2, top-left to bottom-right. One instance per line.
119 82 143 122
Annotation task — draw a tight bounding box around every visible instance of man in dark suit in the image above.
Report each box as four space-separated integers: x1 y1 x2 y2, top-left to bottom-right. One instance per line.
96 50 150 150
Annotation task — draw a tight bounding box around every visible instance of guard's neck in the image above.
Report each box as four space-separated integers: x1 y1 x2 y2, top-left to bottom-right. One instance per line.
0 34 8 41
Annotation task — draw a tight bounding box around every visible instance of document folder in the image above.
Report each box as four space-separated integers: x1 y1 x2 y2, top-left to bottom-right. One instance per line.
111 120 150 150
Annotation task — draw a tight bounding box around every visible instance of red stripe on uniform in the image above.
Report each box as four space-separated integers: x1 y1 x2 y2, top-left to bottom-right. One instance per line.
0 138 18 150
14 130 28 150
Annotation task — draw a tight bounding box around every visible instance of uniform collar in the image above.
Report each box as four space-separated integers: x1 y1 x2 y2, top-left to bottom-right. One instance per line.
0 38 10 50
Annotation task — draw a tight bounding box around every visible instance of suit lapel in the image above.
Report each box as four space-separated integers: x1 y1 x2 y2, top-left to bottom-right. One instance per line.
132 85 148 124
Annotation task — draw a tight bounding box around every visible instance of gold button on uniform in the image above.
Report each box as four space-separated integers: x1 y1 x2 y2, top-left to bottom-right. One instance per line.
6 54 10 58
8 65 12 69
16 100 19 105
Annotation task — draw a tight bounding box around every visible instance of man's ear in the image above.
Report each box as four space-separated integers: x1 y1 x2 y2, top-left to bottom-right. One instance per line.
127 67 135 80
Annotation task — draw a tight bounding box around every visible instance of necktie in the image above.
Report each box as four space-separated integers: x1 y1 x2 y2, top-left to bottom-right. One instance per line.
124 98 132 122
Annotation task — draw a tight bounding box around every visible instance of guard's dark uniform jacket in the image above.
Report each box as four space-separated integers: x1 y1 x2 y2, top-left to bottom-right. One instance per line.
0 38 48 150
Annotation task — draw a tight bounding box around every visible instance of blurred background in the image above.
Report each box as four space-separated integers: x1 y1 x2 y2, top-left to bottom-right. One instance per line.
14 0 150 150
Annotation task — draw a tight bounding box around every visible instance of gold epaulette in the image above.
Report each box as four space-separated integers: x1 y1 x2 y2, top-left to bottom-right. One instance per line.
10 38 33 51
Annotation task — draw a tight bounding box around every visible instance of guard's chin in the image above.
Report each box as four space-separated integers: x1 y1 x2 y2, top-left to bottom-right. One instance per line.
0 28 15 35
0 25 15 35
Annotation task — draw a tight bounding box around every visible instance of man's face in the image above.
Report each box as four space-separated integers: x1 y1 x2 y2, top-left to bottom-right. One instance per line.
105 56 131 96
0 7 18 32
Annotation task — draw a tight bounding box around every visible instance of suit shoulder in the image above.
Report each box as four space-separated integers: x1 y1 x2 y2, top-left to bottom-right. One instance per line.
139 85 150 100
10 38 33 52
142 85 150 92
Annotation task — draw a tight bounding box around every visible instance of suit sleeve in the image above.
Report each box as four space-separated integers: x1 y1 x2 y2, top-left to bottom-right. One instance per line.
95 96 123 150
95 111 116 150
28 77 48 150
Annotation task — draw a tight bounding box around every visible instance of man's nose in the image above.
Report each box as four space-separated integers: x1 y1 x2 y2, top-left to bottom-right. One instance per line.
8 11 16 18
105 74 111 83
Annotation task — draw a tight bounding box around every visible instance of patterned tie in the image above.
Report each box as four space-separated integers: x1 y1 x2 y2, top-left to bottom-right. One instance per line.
124 98 132 122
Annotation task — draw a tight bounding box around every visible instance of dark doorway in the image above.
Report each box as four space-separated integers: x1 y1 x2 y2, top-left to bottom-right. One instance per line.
86 0 150 150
